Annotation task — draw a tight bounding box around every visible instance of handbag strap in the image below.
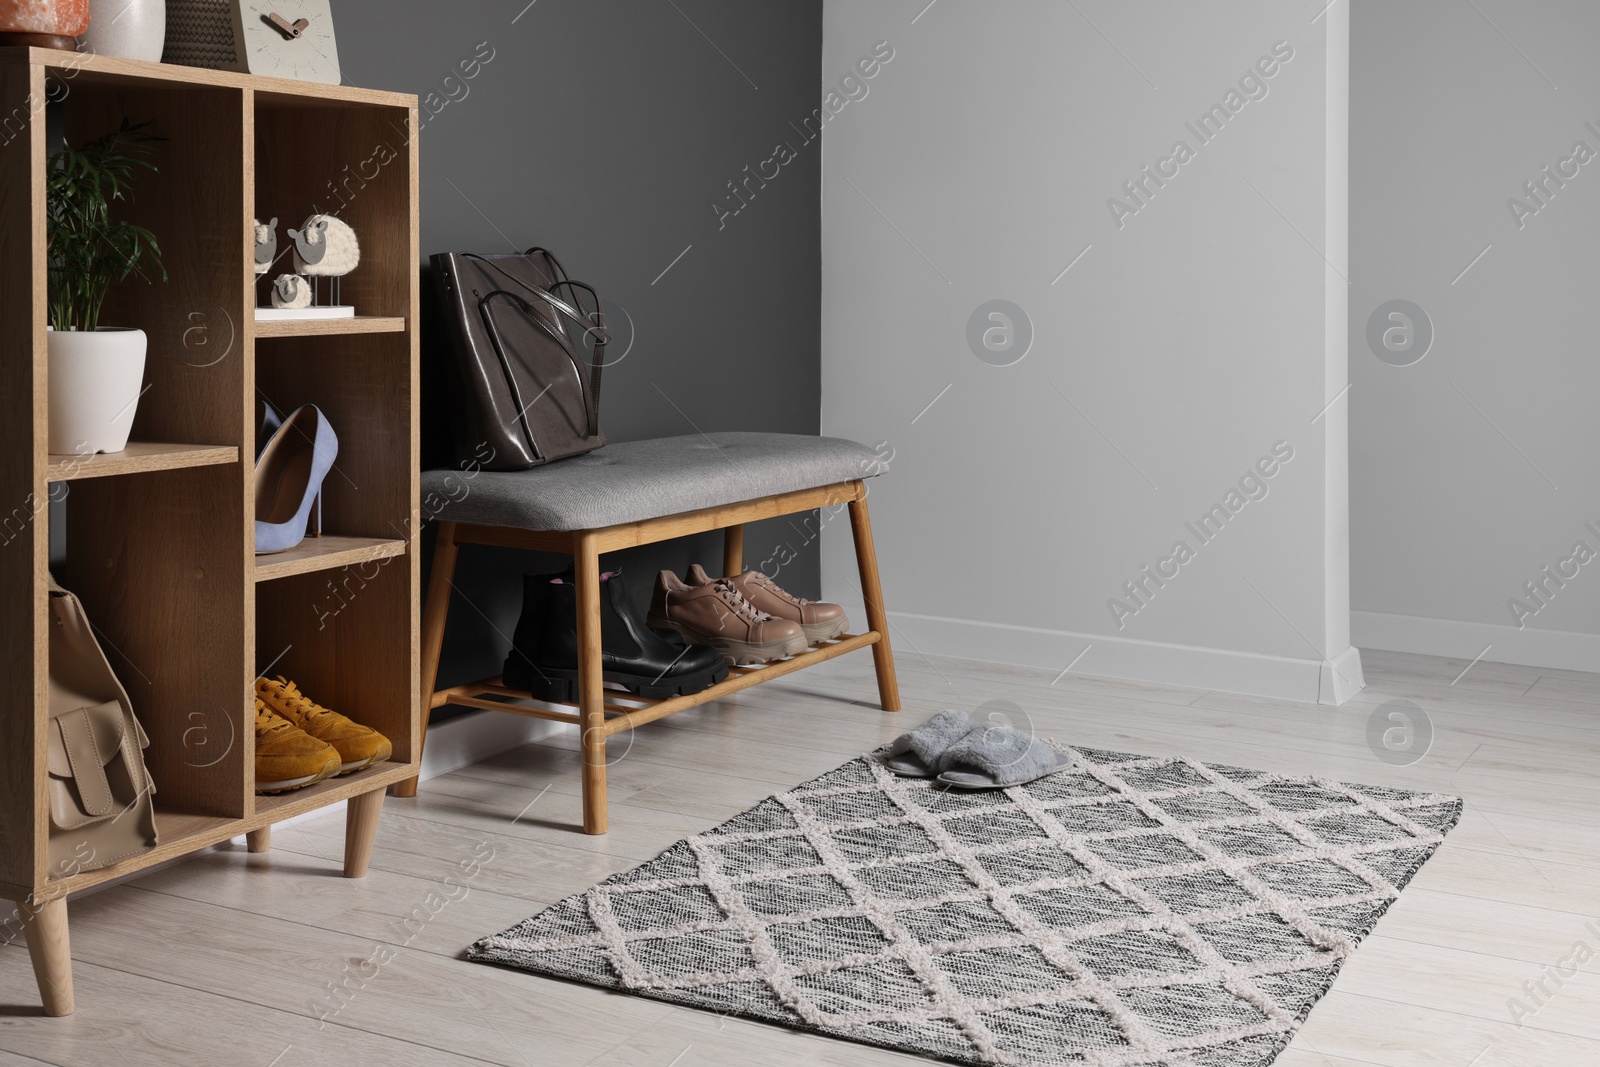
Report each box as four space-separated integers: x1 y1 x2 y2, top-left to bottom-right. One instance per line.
524 246 571 287
458 251 608 457
476 287 606 459
545 278 607 415
54 705 118 818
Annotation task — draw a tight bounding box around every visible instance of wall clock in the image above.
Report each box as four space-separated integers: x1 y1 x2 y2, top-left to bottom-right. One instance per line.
164 0 341 84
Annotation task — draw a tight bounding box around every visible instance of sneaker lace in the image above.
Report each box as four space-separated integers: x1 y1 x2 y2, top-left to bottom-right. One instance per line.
749 570 811 607
712 578 772 622
255 701 294 736
274 677 335 723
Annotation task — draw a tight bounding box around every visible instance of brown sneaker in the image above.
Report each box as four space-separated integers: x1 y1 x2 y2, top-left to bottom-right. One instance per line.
254 699 341 794
648 570 809 665
686 564 849 645
256 676 393 775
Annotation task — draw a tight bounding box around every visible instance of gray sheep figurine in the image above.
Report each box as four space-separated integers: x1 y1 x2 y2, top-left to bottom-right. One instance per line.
271 274 313 309
288 214 360 305
254 217 277 277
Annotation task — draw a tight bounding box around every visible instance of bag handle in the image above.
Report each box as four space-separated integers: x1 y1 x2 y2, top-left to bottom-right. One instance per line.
545 278 607 421
524 246 570 285
458 251 608 458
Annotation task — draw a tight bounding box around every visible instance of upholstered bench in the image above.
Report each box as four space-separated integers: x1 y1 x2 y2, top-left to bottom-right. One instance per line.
393 432 900 833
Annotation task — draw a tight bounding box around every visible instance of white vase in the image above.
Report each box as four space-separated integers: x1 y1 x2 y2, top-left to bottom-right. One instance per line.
80 0 166 62
48 328 148 455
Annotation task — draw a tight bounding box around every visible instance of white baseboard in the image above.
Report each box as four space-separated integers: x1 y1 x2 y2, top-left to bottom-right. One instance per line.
854 606 1364 705
1351 609 1600 673
415 706 572 782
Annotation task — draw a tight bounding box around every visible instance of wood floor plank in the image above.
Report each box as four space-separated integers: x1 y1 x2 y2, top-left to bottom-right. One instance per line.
1293 989 1600 1066
1379 886 1600 962
127 841 551 960
269 805 643 905
1333 935 1600 1041
44 888 674 1066
0 948 500 1066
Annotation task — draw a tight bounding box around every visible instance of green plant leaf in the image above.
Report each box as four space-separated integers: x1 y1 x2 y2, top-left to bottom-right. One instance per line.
46 120 168 332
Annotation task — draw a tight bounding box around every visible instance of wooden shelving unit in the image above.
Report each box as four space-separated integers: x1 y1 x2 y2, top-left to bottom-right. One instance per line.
0 48 420 1016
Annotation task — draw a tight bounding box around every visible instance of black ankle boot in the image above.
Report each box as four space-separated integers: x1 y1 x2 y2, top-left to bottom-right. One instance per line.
503 568 728 700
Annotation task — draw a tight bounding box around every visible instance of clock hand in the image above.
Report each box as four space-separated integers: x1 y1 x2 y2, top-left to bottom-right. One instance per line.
292 18 309 33
264 12 304 39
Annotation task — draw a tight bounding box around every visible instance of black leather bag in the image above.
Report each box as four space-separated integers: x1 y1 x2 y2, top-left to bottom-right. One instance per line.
431 248 609 470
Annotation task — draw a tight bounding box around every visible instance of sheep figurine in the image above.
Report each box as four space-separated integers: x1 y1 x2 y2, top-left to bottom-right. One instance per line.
271 274 312 310
288 214 360 305
253 217 277 276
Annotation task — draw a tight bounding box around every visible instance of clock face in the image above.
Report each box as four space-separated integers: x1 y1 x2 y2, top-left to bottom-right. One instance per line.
233 0 342 84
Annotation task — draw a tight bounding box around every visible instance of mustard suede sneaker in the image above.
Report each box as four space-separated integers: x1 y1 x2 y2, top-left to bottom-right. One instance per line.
256 676 393 774
254 699 341 794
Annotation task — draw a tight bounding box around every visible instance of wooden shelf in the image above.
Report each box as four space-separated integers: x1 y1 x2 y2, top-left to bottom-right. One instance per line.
0 46 414 109
252 761 413 819
253 535 407 582
46 442 237 482
254 315 406 338
43 809 239 897
39 762 414 897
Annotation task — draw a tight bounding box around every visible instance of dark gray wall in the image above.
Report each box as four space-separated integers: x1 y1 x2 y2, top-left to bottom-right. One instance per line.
334 0 823 695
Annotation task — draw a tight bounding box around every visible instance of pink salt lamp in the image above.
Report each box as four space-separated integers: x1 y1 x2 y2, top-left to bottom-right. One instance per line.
0 1 91 49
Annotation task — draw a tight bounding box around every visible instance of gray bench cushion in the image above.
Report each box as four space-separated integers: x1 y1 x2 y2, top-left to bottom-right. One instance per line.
422 432 887 532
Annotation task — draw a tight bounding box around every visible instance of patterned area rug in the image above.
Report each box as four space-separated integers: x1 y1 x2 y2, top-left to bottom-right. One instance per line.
470 744 1462 1066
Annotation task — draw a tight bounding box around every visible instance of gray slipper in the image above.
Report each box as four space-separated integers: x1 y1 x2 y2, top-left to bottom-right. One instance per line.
880 709 977 777
934 725 1072 789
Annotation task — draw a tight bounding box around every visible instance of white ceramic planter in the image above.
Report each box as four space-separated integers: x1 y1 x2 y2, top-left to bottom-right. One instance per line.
47 328 147 455
80 0 165 62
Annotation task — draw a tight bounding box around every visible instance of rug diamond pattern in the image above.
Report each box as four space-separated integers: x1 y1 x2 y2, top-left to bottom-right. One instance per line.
472 745 1460 1067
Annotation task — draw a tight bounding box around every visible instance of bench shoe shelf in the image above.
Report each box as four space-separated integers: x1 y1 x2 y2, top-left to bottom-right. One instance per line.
0 48 421 1017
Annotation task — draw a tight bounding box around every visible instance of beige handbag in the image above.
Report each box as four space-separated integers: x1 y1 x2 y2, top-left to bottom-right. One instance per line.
47 577 158 876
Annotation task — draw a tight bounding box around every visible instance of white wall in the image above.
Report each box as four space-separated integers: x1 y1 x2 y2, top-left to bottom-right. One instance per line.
820 0 1360 702
1349 0 1600 672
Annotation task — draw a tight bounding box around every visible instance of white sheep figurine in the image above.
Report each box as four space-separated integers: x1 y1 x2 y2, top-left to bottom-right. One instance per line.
271 274 312 309
254 217 277 276
288 214 361 305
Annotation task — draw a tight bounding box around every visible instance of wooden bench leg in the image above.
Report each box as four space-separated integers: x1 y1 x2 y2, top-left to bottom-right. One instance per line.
19 896 73 1016
848 490 901 712
393 520 458 799
343 787 386 877
723 523 744 576
246 825 271 853
575 530 608 834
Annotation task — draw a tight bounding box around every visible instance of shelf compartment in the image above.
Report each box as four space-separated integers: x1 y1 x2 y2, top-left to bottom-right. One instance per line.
41 763 414 894
61 465 248 821
253 535 406 582
45 808 240 895
254 315 406 339
256 554 417 767
46 442 238 482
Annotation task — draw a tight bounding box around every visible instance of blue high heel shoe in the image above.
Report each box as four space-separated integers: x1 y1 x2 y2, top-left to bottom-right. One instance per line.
255 404 338 555
256 399 283 458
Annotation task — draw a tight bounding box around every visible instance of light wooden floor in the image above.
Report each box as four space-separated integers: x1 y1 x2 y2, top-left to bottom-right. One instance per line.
2 647 1597 1067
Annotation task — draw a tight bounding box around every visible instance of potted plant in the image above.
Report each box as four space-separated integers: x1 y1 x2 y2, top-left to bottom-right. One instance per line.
46 119 166 456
